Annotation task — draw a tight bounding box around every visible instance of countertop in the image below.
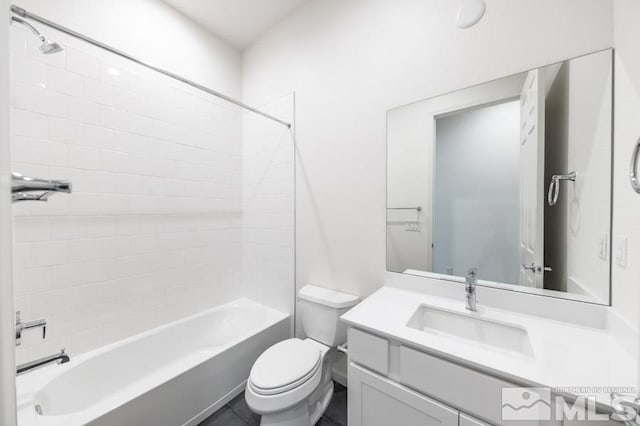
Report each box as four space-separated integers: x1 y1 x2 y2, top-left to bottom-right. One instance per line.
341 286 637 409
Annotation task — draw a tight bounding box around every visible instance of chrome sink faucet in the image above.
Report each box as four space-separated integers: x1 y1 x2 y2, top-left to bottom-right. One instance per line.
15 311 47 346
465 268 478 312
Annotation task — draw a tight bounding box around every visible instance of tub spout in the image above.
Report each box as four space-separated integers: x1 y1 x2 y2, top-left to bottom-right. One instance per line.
17 349 70 375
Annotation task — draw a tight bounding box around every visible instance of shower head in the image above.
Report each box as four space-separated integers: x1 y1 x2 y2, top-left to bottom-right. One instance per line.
39 37 64 54
10 15 64 54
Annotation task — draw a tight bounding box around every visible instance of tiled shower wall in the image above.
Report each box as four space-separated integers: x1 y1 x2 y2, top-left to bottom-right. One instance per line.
10 25 244 362
242 95 295 321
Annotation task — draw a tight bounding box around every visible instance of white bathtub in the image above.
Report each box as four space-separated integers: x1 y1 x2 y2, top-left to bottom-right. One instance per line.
16 299 290 426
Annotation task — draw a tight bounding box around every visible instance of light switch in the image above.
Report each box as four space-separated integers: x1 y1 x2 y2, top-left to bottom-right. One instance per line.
615 236 627 268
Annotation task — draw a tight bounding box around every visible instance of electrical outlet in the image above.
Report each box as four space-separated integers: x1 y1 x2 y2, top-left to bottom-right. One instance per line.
615 236 627 268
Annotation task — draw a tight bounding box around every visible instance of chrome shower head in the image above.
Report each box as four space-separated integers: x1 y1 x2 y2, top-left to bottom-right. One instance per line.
39 37 64 54
11 16 64 54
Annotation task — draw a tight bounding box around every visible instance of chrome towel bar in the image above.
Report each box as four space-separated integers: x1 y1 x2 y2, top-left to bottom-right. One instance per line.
630 137 640 194
547 171 576 206
387 206 422 212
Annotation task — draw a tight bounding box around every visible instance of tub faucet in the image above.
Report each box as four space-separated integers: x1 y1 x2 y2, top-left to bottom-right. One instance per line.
17 349 70 375
15 311 47 346
465 268 478 312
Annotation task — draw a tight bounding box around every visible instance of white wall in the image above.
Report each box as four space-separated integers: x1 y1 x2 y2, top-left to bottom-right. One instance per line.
9 12 244 360
386 103 433 274
13 0 242 98
563 51 612 304
434 101 520 284
614 0 640 331
242 0 613 305
0 0 17 423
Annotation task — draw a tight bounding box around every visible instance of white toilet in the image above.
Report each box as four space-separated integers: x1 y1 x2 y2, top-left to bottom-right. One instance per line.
245 285 359 426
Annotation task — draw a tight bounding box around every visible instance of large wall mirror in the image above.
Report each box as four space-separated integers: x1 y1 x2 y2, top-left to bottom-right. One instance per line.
387 49 613 305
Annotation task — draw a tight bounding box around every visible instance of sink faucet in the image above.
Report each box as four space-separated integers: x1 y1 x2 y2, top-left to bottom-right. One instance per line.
16 349 70 375
15 311 47 346
465 268 478 312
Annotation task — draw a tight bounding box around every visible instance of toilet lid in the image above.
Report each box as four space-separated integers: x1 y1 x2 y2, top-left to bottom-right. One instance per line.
250 339 321 394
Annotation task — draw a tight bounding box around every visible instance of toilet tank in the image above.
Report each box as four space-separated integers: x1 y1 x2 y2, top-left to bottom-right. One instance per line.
297 285 360 347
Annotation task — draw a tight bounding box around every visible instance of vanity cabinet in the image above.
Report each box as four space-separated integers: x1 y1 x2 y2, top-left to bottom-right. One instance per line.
347 327 565 426
349 363 458 426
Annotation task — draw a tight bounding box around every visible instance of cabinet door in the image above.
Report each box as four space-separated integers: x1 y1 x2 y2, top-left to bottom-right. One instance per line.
348 363 458 426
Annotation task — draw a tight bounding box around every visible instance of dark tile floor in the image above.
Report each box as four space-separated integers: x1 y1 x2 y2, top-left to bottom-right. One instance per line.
199 383 347 426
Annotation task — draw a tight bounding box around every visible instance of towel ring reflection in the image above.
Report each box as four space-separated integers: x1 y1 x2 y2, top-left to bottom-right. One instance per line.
630 137 640 194
547 171 576 206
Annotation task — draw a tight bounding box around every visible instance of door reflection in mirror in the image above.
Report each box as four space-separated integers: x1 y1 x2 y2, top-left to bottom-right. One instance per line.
386 49 613 305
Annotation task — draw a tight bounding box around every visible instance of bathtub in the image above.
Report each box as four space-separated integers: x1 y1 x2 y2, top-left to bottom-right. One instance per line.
16 299 290 426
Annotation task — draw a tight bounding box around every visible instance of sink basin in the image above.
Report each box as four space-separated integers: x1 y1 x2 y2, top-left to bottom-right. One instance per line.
406 305 533 356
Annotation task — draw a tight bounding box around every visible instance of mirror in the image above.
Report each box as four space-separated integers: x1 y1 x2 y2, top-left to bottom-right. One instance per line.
386 49 613 305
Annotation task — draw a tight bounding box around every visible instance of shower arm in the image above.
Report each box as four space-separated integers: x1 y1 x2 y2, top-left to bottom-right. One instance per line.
10 15 45 41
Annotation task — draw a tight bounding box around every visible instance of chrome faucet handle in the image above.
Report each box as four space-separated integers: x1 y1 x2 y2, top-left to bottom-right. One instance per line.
465 269 478 312
15 311 47 346
466 268 478 286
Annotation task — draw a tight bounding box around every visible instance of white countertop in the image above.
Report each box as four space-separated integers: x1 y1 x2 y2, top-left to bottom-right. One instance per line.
341 286 637 408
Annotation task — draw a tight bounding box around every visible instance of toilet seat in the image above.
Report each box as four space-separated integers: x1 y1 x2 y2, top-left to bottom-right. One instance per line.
249 339 321 395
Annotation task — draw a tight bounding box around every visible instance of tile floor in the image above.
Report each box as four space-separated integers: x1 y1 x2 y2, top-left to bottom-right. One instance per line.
199 383 347 426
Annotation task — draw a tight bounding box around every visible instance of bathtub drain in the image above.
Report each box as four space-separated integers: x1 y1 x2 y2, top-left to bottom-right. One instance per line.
34 404 43 415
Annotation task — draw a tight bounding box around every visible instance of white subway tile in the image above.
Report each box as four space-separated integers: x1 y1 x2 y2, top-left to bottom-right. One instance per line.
10 26 26 53
31 288 70 317
101 194 131 215
67 98 100 125
10 47 250 358
69 145 100 169
11 135 30 163
11 53 46 86
86 216 115 238
15 267 51 294
31 240 69 266
49 117 83 144
66 49 99 79
29 87 69 117
50 216 86 240
11 109 48 138
86 171 116 193
11 82 29 109
99 64 127 88
50 263 87 289
83 124 115 149
29 139 68 166
13 216 50 242
99 105 124 129
71 327 103 354
47 66 84 97
85 79 114 106
30 195 69 216
68 193 102 216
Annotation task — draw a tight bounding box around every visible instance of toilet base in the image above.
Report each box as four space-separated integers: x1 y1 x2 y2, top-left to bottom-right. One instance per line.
260 381 334 426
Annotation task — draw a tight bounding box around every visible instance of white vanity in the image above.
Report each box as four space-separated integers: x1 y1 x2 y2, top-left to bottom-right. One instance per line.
342 278 636 426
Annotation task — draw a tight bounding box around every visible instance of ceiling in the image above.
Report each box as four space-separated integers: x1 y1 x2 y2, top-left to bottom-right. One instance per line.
163 0 310 49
